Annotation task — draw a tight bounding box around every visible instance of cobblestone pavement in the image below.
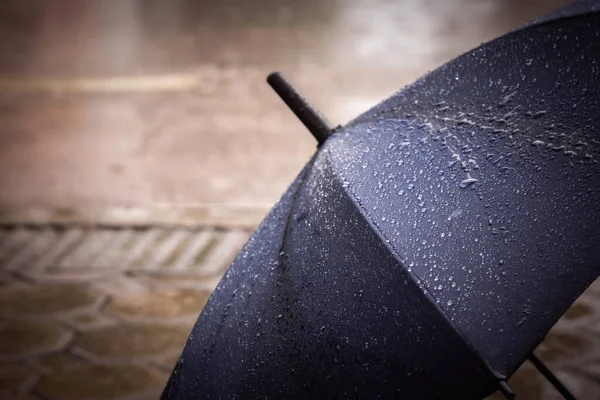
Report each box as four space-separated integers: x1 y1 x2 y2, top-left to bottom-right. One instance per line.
0 225 599 400
0 225 249 400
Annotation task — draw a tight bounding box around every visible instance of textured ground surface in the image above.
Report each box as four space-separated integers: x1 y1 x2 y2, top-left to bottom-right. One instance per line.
0 225 248 400
0 225 598 400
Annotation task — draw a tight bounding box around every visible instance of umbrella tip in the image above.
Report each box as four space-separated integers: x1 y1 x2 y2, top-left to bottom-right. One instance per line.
266 71 281 82
498 380 516 400
266 71 338 145
491 371 516 399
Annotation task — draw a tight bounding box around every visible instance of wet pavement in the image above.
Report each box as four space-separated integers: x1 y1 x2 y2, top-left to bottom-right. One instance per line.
0 225 249 400
0 0 571 226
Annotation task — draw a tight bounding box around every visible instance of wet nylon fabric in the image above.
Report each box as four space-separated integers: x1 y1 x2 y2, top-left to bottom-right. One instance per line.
164 3 600 399
349 11 600 374
164 151 496 399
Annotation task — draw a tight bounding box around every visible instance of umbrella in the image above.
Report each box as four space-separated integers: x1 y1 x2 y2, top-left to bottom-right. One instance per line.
163 2 600 399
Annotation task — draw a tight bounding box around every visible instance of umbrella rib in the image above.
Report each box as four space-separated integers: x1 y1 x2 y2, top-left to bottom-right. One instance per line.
528 353 578 400
325 156 516 399
278 153 319 259
267 71 338 145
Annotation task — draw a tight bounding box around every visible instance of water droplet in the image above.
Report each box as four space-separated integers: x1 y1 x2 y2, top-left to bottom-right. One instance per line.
459 178 478 188
531 140 545 148
447 300 454 306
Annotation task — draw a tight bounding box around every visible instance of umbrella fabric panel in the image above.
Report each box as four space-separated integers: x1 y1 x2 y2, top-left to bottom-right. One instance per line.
275 151 497 399
162 165 309 399
336 13 600 376
164 150 497 399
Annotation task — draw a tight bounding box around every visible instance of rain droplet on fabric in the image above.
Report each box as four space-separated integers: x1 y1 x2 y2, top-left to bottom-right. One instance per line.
459 178 478 188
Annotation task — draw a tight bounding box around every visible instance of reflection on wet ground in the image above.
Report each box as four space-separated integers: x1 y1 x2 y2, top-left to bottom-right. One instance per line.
0 0 571 221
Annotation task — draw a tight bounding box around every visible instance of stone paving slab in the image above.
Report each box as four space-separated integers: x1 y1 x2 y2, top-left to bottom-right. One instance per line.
0 225 247 400
0 225 598 399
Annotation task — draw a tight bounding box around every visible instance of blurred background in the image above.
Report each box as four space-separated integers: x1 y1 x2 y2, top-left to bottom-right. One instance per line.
3 1 600 399
0 0 575 226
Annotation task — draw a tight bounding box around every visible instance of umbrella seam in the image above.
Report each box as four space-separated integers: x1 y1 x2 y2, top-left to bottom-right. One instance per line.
170 156 319 394
325 151 505 391
279 153 321 258
174 156 320 397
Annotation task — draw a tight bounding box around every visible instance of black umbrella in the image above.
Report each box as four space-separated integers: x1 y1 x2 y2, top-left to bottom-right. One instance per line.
163 2 600 399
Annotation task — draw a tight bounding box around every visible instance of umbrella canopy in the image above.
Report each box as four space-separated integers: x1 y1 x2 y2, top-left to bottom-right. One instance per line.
163 3 600 399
